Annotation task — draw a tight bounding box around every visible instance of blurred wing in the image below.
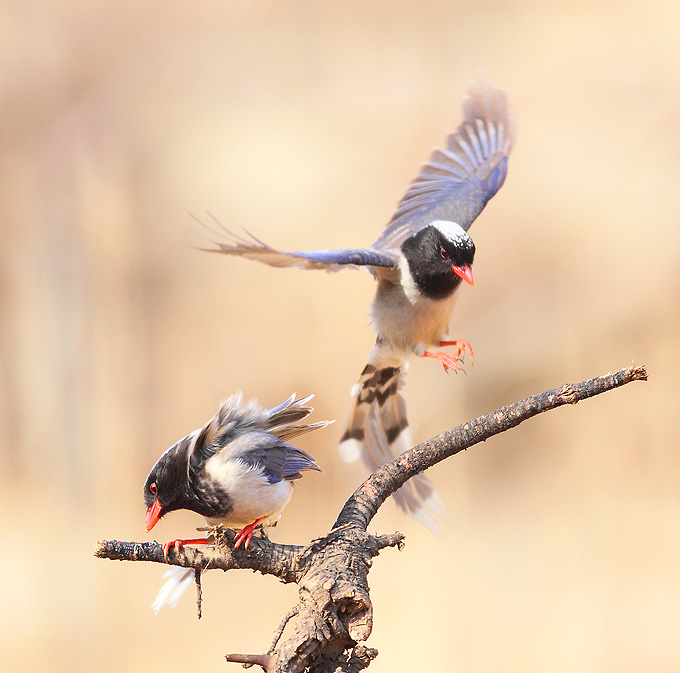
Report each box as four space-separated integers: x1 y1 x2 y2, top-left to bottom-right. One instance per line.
196 216 398 271
373 76 518 250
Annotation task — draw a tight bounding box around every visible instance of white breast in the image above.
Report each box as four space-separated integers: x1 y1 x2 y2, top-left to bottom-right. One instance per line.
202 456 294 529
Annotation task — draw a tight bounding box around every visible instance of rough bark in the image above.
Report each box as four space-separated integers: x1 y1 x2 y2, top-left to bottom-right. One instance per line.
95 364 646 672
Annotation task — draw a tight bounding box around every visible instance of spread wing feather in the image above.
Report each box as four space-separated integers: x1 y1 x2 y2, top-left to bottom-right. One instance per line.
196 215 398 271
373 76 517 251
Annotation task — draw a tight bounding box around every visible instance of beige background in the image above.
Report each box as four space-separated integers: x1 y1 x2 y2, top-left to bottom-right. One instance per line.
1 1 679 671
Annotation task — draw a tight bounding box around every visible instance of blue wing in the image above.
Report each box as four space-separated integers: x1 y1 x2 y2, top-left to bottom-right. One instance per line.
197 216 398 272
235 432 322 483
373 76 517 251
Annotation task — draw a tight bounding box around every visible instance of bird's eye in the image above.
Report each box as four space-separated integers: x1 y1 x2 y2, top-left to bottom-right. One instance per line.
149 482 158 495
440 247 450 260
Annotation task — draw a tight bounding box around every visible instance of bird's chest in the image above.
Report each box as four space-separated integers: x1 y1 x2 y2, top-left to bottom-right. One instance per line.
371 275 458 352
200 457 293 528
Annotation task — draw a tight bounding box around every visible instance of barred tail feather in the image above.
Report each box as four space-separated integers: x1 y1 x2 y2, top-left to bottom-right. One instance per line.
339 364 447 535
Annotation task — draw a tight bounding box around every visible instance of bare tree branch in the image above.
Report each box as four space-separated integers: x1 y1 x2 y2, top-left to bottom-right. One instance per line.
225 652 276 671
95 364 646 673
334 363 648 530
269 606 301 654
95 526 307 582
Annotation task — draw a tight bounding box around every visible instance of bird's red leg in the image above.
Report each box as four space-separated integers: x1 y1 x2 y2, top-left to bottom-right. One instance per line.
233 517 266 549
162 537 207 558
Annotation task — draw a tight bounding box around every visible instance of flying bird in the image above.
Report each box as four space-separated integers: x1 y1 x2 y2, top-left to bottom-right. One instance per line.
144 392 329 554
199 77 517 533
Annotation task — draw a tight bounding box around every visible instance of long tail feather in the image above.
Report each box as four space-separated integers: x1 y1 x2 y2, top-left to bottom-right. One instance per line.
339 364 447 535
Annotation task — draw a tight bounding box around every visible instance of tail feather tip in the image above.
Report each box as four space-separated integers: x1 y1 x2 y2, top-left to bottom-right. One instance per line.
411 506 444 539
151 567 195 613
339 438 362 463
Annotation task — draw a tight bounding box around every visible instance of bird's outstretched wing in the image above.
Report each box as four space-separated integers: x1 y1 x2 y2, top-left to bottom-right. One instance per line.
373 76 518 251
196 216 398 272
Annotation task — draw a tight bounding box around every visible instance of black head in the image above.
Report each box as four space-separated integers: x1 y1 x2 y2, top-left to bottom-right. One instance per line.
144 434 201 531
144 419 237 531
400 220 475 300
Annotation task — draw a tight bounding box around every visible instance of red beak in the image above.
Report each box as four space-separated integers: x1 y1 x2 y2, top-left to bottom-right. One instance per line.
452 264 474 286
145 498 163 532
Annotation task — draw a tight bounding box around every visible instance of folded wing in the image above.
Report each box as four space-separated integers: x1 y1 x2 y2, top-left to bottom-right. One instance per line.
234 432 323 483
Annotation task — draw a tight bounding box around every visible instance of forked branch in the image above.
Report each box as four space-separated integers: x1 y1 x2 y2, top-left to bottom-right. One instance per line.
95 364 646 673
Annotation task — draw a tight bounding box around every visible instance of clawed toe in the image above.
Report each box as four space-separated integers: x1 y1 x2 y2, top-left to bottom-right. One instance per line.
160 537 207 559
423 350 465 373
233 517 266 550
422 338 473 372
438 339 474 365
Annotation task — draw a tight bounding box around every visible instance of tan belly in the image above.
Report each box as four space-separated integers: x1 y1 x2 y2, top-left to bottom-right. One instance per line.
371 282 457 354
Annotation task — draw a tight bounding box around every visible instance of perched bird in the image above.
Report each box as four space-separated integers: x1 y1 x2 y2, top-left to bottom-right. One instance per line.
144 392 329 554
199 77 517 533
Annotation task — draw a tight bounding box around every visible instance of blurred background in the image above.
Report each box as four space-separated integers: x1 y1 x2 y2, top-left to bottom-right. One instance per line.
1 1 679 671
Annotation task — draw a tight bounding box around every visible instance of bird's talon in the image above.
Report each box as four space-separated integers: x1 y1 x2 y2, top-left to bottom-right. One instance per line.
233 517 266 550
160 537 208 559
439 339 474 365
162 539 180 559
424 350 466 373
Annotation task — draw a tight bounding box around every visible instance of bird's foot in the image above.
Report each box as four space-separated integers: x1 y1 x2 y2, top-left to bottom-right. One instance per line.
233 517 266 549
439 339 474 365
423 350 465 372
423 339 473 373
161 537 207 559
423 339 473 372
